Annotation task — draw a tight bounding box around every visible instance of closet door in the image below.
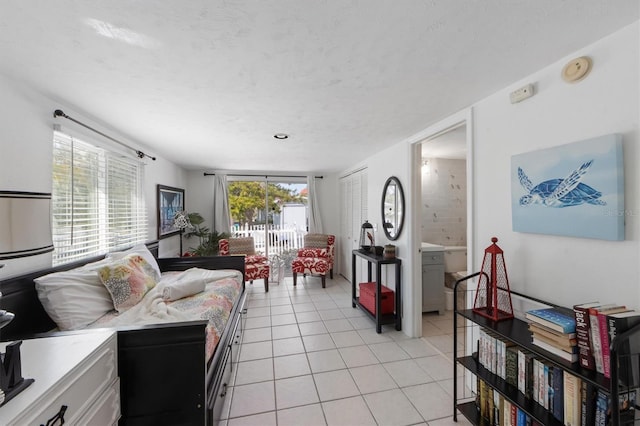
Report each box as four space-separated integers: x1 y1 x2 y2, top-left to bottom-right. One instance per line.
339 168 368 280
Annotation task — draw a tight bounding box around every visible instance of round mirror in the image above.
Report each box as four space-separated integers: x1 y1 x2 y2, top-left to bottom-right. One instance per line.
381 176 405 241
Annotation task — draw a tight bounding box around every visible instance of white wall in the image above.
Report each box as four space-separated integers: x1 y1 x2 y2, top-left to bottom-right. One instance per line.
0 74 186 276
471 21 639 309
355 142 418 336
348 20 640 336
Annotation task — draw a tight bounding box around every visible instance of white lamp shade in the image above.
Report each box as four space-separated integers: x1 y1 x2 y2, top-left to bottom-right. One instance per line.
0 191 54 260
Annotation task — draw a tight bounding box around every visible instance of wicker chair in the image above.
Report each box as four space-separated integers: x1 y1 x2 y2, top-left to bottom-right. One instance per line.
219 237 270 292
291 234 335 288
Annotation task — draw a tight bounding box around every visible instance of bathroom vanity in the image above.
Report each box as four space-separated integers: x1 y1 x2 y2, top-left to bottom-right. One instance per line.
421 243 445 314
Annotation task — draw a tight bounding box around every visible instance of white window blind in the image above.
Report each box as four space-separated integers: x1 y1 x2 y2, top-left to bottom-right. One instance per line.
52 130 147 265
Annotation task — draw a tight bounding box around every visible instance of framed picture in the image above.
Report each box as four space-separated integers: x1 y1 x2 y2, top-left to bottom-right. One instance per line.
157 185 185 239
511 134 624 241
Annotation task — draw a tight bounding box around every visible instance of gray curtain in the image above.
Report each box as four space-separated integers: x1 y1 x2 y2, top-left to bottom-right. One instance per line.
307 175 323 233
213 174 231 234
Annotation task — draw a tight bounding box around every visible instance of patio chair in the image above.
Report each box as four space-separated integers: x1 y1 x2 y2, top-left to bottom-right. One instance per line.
291 234 335 288
219 237 270 292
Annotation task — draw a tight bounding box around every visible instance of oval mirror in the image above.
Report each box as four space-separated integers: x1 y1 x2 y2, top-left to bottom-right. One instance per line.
381 176 405 241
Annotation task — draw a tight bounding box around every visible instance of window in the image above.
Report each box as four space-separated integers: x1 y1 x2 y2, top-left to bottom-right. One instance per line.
52 130 147 265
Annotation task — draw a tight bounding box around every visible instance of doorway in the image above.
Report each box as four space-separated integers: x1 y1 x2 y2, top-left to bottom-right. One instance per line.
410 110 473 339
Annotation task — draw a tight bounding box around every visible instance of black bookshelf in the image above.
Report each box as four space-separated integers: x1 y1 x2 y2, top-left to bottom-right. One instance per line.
451 280 638 425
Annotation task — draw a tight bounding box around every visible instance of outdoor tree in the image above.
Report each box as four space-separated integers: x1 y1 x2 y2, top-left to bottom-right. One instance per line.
228 182 305 225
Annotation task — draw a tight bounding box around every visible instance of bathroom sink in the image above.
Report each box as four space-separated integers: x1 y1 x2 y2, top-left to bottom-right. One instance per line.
421 242 445 252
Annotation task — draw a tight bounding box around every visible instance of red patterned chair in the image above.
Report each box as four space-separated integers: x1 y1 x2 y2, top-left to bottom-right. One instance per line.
291 234 335 288
219 237 270 292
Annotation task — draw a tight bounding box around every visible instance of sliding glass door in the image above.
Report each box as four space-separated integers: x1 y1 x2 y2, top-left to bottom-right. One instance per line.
227 177 308 258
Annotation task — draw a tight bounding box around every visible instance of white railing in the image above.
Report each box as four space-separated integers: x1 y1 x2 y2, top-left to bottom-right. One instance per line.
230 223 306 256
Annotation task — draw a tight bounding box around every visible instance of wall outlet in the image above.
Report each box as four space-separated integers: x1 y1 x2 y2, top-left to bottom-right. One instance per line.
509 84 534 104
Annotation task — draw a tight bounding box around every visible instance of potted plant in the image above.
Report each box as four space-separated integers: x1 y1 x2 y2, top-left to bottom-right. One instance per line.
183 212 229 256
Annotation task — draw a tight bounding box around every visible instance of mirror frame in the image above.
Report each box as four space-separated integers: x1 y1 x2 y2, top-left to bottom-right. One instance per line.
381 176 405 241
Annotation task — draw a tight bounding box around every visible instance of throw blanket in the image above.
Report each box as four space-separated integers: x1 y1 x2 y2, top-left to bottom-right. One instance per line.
87 268 242 361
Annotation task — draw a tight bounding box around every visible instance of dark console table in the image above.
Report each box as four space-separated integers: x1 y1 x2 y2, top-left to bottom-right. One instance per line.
351 250 402 333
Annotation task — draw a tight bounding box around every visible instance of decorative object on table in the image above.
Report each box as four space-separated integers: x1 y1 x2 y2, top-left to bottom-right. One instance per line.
183 212 228 256
381 176 405 241
383 244 396 259
373 246 384 256
172 211 193 256
359 220 375 253
511 134 624 241
157 185 185 239
472 237 514 322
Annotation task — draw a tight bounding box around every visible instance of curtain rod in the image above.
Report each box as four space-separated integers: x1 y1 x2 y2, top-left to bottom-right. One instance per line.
204 173 323 179
53 109 156 161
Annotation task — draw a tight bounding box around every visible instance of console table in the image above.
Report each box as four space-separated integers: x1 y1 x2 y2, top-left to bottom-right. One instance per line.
351 250 402 333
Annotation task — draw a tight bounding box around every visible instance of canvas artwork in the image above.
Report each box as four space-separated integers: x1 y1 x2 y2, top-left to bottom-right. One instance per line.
157 185 185 239
511 134 624 241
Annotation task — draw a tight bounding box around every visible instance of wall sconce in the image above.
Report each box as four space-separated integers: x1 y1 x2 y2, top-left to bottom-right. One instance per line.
422 160 430 173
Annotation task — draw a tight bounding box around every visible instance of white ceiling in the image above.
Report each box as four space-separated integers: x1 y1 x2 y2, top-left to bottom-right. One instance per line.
0 1 637 173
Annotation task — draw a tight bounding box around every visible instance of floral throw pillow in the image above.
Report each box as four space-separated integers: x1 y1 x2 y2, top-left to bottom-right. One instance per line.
98 254 159 312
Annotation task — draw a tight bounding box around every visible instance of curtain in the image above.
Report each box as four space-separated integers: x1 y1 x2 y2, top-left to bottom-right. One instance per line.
213 174 231 234
307 175 323 233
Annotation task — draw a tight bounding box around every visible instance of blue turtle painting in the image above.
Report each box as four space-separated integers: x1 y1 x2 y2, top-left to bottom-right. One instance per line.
517 160 606 208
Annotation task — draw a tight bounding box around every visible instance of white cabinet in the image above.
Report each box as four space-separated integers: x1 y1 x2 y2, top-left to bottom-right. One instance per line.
422 250 445 314
0 330 119 426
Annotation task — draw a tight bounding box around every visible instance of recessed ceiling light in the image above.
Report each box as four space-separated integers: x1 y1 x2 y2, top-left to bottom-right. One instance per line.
273 133 289 140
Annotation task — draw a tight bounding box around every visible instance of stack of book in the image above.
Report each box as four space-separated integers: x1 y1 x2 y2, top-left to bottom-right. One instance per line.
574 301 640 383
525 307 578 363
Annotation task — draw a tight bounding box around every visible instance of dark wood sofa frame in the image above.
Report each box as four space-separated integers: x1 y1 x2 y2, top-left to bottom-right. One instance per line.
0 241 246 425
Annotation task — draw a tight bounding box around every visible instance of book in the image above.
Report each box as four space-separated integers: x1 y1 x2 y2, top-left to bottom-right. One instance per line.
505 345 519 388
531 332 577 353
588 304 621 374
606 310 640 386
518 349 535 399
526 307 576 334
531 337 579 363
595 388 607 426
529 322 578 346
579 379 597 426
573 302 601 371
552 366 564 422
563 372 581 426
596 306 629 378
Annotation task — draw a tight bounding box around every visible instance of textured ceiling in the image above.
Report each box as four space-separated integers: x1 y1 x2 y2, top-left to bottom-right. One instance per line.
0 1 638 172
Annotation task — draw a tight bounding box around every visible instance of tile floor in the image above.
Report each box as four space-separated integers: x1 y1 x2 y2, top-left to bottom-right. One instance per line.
220 274 473 426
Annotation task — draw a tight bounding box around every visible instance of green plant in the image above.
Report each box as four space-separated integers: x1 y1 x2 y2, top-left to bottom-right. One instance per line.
183 212 229 256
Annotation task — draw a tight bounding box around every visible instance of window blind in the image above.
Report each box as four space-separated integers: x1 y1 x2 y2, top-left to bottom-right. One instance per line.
52 131 147 265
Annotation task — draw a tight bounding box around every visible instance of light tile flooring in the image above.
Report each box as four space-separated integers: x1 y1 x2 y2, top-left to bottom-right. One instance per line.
220 274 473 426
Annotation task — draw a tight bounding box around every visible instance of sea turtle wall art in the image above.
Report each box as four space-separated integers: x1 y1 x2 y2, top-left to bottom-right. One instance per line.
511 134 624 240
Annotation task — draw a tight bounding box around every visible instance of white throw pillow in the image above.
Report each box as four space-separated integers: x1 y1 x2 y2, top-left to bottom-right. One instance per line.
106 244 161 280
35 258 116 330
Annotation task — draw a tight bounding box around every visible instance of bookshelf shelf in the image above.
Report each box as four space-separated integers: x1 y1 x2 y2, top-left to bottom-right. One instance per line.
452 282 639 426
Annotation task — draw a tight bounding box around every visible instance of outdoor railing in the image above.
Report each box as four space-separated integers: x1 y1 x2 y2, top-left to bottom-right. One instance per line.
230 224 306 256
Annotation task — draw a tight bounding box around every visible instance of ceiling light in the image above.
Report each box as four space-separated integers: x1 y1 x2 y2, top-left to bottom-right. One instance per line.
273 133 289 140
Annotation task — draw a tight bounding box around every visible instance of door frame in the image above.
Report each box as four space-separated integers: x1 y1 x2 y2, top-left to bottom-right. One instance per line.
408 108 474 337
